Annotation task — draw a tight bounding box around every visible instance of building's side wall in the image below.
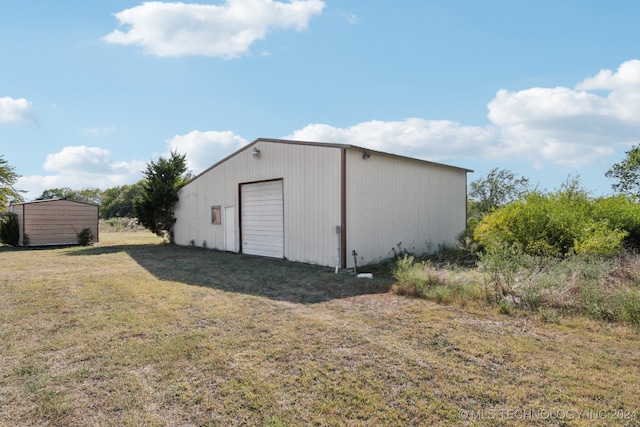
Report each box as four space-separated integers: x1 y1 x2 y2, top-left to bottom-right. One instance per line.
21 200 99 246
345 149 468 267
174 141 342 267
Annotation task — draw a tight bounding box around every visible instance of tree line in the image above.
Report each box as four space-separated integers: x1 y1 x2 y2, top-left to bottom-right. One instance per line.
4 145 640 249
0 151 189 242
467 145 640 257
32 185 141 219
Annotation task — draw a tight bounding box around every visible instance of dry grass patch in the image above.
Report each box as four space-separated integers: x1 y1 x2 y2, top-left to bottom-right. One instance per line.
1 231 639 426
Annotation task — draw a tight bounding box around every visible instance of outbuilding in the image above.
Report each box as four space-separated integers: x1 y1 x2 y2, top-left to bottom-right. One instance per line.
9 199 99 246
173 138 472 269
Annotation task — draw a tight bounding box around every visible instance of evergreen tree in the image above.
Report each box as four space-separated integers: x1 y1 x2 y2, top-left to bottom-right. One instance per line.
0 212 20 245
133 151 188 241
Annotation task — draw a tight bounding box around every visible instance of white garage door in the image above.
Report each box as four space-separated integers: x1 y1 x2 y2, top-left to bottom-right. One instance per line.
241 180 284 258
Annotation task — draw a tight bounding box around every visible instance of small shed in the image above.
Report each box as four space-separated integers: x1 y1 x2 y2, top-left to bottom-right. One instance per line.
8 199 99 246
173 138 472 269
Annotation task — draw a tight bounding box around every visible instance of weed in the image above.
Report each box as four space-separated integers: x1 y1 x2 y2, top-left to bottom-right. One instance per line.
395 241 640 325
478 241 530 300
538 307 561 324
392 255 450 297
390 242 416 261
498 298 514 315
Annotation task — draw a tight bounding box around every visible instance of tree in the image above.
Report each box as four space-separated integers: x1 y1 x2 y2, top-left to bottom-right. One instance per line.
468 168 530 216
0 212 20 245
36 187 102 205
0 155 24 210
100 183 141 219
133 151 188 241
606 144 640 196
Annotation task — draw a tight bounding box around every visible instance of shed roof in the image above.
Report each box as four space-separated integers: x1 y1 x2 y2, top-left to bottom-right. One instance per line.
10 198 99 207
185 137 473 187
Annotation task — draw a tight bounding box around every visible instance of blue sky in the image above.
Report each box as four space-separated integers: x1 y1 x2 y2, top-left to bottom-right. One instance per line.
2 0 640 200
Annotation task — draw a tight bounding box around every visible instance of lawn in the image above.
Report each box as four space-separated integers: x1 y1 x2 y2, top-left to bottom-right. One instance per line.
1 232 639 426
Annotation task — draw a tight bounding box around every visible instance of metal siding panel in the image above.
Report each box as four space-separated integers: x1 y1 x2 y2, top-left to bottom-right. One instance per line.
282 144 342 267
15 200 98 246
174 141 343 266
346 149 467 267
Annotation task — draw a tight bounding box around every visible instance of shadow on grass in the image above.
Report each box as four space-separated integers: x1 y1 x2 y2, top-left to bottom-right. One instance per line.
68 243 392 304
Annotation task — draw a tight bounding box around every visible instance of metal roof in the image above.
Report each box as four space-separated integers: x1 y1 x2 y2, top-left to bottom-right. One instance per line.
184 137 473 187
10 198 99 207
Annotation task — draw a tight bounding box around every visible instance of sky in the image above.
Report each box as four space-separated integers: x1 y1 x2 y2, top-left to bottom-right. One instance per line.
2 0 640 200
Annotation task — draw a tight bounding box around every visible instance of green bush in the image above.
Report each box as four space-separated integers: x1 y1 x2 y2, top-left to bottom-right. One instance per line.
592 195 640 247
0 212 20 246
573 221 628 257
473 186 631 257
77 228 94 246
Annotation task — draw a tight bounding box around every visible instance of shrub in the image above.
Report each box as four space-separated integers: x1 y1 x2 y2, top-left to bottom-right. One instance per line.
391 239 640 325
392 255 448 297
477 241 530 301
573 221 627 257
0 212 20 246
592 195 640 248
620 291 640 324
473 187 629 257
77 228 94 246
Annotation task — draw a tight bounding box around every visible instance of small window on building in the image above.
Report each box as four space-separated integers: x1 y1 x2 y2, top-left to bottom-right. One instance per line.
211 206 221 225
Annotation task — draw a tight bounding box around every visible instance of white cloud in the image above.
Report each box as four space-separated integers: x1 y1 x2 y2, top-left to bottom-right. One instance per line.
103 0 326 58
18 60 640 199
0 96 35 124
576 59 640 91
287 119 497 162
18 146 146 200
485 60 640 167
167 130 248 173
148 59 640 177
284 60 640 169
44 146 114 174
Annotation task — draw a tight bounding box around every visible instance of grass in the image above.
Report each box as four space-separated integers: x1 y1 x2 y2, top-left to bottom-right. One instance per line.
1 232 640 426
392 251 640 325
